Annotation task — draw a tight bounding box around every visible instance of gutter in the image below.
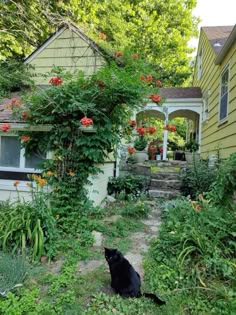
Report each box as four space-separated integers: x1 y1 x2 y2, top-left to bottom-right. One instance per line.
215 24 236 65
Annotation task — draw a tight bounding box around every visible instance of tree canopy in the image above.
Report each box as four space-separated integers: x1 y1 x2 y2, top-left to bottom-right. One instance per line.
0 0 199 86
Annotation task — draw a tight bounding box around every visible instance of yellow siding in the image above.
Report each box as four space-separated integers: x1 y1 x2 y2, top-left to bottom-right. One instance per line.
193 31 236 159
28 28 105 85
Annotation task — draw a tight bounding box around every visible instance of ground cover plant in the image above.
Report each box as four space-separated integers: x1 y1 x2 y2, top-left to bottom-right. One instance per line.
144 154 236 314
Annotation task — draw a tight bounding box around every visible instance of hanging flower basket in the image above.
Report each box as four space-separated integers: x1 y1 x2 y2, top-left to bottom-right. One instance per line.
79 125 97 133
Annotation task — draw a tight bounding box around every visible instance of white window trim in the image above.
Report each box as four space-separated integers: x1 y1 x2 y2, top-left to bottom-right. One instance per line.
197 48 203 80
218 64 230 125
0 133 51 173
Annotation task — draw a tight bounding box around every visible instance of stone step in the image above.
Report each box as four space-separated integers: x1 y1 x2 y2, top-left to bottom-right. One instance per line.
151 172 180 180
149 189 181 199
150 179 181 190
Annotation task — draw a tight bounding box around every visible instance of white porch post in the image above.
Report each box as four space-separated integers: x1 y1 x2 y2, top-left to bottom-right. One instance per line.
198 112 202 153
163 108 169 160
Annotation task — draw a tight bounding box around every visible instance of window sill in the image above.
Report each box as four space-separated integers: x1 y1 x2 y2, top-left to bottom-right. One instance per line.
218 118 228 127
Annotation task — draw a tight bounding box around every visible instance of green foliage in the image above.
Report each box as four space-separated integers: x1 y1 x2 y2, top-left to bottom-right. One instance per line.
185 139 199 152
180 158 217 198
120 200 151 219
208 152 236 208
134 136 148 151
0 253 26 297
0 191 57 260
107 175 150 199
0 60 33 97
144 197 236 314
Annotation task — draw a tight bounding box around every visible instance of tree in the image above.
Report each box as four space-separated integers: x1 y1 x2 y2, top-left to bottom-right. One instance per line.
0 0 199 86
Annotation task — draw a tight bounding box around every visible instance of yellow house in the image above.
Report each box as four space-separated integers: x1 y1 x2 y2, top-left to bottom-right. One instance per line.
193 25 236 159
0 23 113 205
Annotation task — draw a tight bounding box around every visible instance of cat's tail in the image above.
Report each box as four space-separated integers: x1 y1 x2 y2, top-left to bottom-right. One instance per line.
142 293 166 305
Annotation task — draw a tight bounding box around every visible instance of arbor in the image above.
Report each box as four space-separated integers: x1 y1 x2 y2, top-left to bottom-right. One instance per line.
0 0 199 85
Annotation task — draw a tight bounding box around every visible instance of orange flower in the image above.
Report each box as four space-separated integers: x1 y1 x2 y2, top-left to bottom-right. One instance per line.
156 80 162 87
149 94 161 103
146 75 153 82
46 171 54 176
13 180 20 187
127 147 135 155
128 120 136 127
0 123 11 132
195 204 201 211
21 135 30 141
147 126 156 134
131 53 138 59
80 116 93 127
114 51 123 58
140 75 146 81
49 76 62 85
136 127 146 135
99 32 107 40
22 112 28 119
68 171 75 176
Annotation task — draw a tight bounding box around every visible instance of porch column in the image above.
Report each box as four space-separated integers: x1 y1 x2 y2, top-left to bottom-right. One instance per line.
198 112 202 153
163 108 168 160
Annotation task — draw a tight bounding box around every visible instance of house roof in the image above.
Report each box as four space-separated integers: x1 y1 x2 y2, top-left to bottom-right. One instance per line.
215 24 236 64
0 92 23 123
24 22 110 64
202 25 234 55
160 87 202 99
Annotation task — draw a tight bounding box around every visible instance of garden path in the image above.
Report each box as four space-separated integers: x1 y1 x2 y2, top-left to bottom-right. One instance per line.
77 200 162 278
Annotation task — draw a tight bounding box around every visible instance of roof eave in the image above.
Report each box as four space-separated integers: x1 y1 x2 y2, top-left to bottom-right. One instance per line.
215 24 236 65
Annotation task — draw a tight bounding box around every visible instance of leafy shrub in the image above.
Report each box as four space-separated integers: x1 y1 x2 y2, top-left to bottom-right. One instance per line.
107 175 150 199
0 253 26 297
120 200 151 218
180 158 217 198
144 197 236 314
0 198 56 260
208 152 236 208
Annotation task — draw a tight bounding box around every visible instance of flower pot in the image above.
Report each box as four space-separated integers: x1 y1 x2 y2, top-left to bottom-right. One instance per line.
133 151 148 163
156 154 161 161
185 151 200 163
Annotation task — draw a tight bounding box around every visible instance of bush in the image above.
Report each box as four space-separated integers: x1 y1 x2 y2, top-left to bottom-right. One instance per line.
180 158 217 198
144 197 236 314
120 200 151 218
107 175 150 199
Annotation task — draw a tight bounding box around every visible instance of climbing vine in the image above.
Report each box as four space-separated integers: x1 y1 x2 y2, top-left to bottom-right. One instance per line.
12 51 162 210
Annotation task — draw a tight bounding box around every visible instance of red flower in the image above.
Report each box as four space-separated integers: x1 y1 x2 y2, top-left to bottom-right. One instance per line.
147 126 156 134
195 204 201 211
114 51 123 58
80 116 93 127
131 53 138 59
0 123 11 132
128 120 136 127
97 80 106 88
140 75 146 81
21 135 30 141
136 127 146 135
49 76 63 85
169 125 177 132
128 147 135 155
146 75 153 82
156 80 162 87
22 112 28 119
149 94 161 103
99 32 107 40
13 180 20 187
149 145 157 153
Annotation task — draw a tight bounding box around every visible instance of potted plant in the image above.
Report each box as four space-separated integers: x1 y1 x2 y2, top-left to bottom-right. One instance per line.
148 145 157 160
185 140 200 163
133 128 148 163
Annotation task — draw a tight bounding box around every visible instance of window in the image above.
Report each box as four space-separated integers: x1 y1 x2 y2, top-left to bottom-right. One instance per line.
197 49 203 80
202 91 209 122
219 66 229 122
0 135 46 172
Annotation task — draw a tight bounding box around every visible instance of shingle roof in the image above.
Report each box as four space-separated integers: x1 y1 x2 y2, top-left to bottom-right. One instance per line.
202 26 234 55
0 92 23 122
160 87 202 99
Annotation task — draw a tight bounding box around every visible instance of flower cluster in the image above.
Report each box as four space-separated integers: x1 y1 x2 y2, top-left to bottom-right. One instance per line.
114 51 123 58
136 126 156 135
140 75 162 87
97 80 106 88
99 32 107 40
163 124 177 132
136 127 146 135
49 76 63 85
32 174 47 187
21 135 30 141
127 147 135 155
5 98 22 110
0 123 11 132
128 120 136 127
149 94 162 103
131 53 138 59
80 116 93 127
146 126 156 134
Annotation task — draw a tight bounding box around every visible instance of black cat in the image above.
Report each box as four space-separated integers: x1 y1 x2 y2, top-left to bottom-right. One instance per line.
104 247 165 305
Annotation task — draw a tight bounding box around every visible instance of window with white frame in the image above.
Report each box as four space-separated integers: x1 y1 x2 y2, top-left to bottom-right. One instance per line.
219 66 229 122
0 135 46 172
197 48 203 80
202 92 209 122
